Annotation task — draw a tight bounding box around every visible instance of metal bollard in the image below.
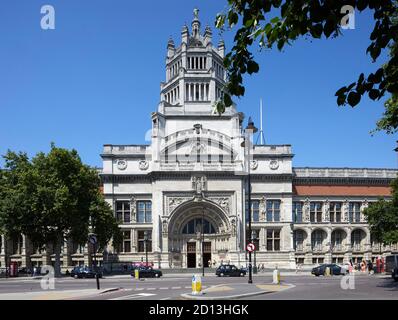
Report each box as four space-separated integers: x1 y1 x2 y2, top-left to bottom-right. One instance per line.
191 274 202 295
272 268 280 284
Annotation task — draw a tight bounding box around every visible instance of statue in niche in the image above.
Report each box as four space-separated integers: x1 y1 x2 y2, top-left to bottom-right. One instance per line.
130 196 136 222
303 198 310 222
324 199 330 222
259 195 266 220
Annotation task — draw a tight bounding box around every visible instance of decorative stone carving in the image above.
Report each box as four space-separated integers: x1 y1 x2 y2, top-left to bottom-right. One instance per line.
250 160 258 170
324 199 330 222
342 200 349 222
360 199 369 222
259 195 266 221
269 159 279 170
168 197 191 214
191 176 207 194
230 218 236 237
138 160 149 171
162 219 168 237
130 196 136 222
212 197 230 214
116 159 127 171
303 198 310 222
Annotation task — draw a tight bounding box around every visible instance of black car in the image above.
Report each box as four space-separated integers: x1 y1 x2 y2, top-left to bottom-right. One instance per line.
18 267 32 276
132 266 162 278
216 264 246 277
385 254 398 282
311 264 347 276
70 266 103 279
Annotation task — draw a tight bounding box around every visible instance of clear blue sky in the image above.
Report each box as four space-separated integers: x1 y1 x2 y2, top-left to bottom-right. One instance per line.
0 0 396 169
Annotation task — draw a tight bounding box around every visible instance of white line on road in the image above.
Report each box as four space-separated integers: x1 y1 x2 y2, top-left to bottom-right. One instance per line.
171 287 182 289
110 293 156 300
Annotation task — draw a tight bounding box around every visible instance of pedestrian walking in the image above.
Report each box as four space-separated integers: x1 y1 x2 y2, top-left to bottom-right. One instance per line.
367 260 373 275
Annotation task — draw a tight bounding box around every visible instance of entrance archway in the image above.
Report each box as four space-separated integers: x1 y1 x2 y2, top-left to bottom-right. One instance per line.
167 199 232 268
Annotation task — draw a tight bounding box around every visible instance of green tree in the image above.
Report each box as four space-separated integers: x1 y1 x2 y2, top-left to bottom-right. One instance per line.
215 0 398 134
0 145 121 277
364 177 398 245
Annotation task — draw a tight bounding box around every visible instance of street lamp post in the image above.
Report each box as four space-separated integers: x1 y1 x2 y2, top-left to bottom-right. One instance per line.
242 117 258 284
202 209 205 277
144 231 149 267
252 230 257 274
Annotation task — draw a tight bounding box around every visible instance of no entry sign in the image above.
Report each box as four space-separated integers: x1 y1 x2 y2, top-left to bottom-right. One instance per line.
246 243 256 252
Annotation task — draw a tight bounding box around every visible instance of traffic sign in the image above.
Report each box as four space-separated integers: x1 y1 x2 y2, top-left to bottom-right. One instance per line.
89 234 97 245
246 243 256 252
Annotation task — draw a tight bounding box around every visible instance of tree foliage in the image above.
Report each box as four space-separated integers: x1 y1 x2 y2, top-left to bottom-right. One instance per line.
364 177 398 244
0 145 121 275
215 0 398 134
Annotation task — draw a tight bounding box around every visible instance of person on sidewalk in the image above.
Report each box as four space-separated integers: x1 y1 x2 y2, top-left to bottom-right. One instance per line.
367 260 373 275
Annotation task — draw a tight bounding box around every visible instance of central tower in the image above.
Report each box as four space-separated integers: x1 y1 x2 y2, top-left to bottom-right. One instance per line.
158 9 232 115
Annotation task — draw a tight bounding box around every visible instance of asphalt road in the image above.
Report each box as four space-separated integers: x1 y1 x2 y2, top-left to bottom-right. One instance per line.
0 274 397 300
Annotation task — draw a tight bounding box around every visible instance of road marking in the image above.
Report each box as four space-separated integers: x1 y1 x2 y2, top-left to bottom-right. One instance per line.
172 287 182 289
146 288 156 290
110 293 156 300
159 287 169 290
135 288 144 291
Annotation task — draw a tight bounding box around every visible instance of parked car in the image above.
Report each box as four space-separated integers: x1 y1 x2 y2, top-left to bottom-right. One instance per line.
70 266 103 279
216 264 246 277
131 266 162 278
385 254 398 282
18 267 32 276
311 264 347 276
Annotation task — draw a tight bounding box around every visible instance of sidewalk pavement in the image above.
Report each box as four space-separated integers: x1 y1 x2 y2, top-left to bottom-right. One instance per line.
0 287 120 300
181 282 294 300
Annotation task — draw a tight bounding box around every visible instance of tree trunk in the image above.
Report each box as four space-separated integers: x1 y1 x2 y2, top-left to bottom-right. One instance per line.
54 236 62 278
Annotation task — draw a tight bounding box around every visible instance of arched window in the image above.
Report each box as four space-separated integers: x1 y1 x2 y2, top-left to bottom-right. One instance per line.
182 218 216 234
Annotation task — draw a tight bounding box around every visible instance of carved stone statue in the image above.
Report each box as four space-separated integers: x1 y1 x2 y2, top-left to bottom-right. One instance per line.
162 219 168 237
130 196 136 222
230 218 236 237
259 195 266 221
324 199 330 222
192 176 207 195
303 198 310 222
342 200 349 222
360 199 369 222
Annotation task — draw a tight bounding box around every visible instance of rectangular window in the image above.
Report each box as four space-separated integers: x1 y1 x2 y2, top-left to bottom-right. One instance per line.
137 201 152 223
123 231 131 253
349 202 361 223
310 202 322 223
293 202 303 222
266 200 281 222
116 201 130 223
266 229 280 251
245 200 260 222
138 230 152 253
330 202 341 223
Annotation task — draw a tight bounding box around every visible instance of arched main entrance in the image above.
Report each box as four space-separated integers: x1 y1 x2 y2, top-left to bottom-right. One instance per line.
167 199 233 268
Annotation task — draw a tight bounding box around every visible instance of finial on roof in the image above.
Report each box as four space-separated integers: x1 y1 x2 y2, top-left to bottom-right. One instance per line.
193 8 199 20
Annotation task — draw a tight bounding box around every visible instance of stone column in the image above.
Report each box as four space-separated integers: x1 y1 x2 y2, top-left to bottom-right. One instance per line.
326 228 332 264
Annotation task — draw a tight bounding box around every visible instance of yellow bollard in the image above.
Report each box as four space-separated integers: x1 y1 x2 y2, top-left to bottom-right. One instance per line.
272 268 280 284
191 274 202 295
135 269 139 280
325 267 331 276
